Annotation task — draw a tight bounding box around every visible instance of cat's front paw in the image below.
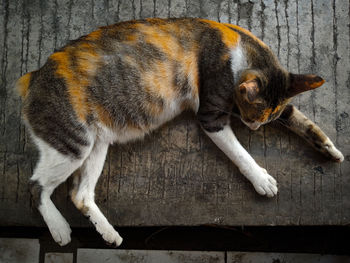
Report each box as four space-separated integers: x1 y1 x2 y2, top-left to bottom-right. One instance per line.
251 168 278 198
323 139 344 163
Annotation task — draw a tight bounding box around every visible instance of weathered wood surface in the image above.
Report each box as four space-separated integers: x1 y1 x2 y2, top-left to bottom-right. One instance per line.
0 0 349 227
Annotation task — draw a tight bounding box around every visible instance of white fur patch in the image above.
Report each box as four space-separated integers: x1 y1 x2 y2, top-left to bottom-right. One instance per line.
97 96 197 145
204 125 278 197
71 139 123 247
30 134 92 246
230 43 249 84
30 135 90 186
156 99 183 126
241 119 262 130
324 138 344 162
38 197 72 246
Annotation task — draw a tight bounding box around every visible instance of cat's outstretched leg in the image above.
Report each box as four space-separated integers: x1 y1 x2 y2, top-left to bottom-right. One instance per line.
278 104 344 162
204 125 278 197
71 138 123 247
29 135 91 246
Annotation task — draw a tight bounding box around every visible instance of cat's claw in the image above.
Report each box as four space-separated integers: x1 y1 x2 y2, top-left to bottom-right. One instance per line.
252 168 278 198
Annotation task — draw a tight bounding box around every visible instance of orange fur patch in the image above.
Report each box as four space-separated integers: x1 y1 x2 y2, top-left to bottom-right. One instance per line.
143 60 175 100
137 23 185 61
125 33 138 42
135 22 199 99
145 18 164 23
258 108 272 122
50 44 100 122
142 53 199 103
183 51 199 97
272 105 281 115
85 29 102 41
16 72 31 98
123 55 138 68
241 72 258 82
224 23 267 48
309 79 325 89
145 101 163 117
75 49 100 76
94 104 114 127
201 19 240 48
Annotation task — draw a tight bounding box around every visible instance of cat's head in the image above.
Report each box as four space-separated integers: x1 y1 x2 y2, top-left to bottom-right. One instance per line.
235 69 325 130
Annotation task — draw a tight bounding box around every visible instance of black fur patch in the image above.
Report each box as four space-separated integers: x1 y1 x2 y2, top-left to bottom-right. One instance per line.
89 55 160 127
196 25 235 132
29 180 42 207
23 60 90 159
278 104 294 125
173 62 192 96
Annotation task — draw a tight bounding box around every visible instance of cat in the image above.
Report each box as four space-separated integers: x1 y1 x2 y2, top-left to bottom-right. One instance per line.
16 18 344 247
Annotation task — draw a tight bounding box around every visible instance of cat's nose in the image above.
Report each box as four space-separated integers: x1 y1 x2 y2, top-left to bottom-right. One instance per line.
241 119 261 130
247 122 260 130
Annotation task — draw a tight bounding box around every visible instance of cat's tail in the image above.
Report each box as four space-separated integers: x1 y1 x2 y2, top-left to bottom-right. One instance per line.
16 71 33 100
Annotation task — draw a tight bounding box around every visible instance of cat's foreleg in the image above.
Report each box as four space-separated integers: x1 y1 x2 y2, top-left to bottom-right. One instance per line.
278 104 344 162
204 125 278 197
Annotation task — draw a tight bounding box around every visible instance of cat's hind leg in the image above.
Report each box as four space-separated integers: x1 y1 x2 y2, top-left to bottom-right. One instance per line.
71 138 123 247
30 135 92 246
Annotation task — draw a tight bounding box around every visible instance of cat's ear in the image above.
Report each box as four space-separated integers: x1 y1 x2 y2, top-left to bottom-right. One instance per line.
239 80 259 104
287 73 325 97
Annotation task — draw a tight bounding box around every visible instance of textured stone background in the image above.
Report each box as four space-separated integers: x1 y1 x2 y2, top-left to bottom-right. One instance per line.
0 0 349 227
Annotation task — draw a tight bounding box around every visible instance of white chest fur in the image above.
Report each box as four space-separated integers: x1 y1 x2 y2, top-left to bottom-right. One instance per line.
230 43 248 85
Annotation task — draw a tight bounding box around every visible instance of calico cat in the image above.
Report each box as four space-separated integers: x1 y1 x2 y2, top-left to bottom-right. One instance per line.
17 18 344 247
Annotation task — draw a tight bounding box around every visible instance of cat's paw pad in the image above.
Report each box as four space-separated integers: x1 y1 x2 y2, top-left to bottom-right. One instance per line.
252 169 278 198
324 140 344 163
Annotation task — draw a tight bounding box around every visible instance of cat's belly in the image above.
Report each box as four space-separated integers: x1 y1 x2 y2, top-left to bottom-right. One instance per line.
93 95 199 145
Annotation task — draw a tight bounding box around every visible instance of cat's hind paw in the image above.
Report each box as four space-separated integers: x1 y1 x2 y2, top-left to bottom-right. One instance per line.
47 219 72 246
252 168 278 198
96 223 123 247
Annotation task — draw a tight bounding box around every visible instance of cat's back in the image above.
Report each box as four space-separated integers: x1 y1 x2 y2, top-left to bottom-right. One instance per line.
85 18 203 137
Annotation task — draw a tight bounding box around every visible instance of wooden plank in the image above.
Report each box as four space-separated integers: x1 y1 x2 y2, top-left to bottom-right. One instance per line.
275 0 298 225
293 0 315 225
2 0 25 207
169 0 186 17
0 0 348 227
106 0 120 25
0 0 8 155
0 0 8 202
313 0 340 225
334 0 350 224
155 0 169 18
139 0 155 19
199 0 218 20
118 0 133 22
218 0 229 23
